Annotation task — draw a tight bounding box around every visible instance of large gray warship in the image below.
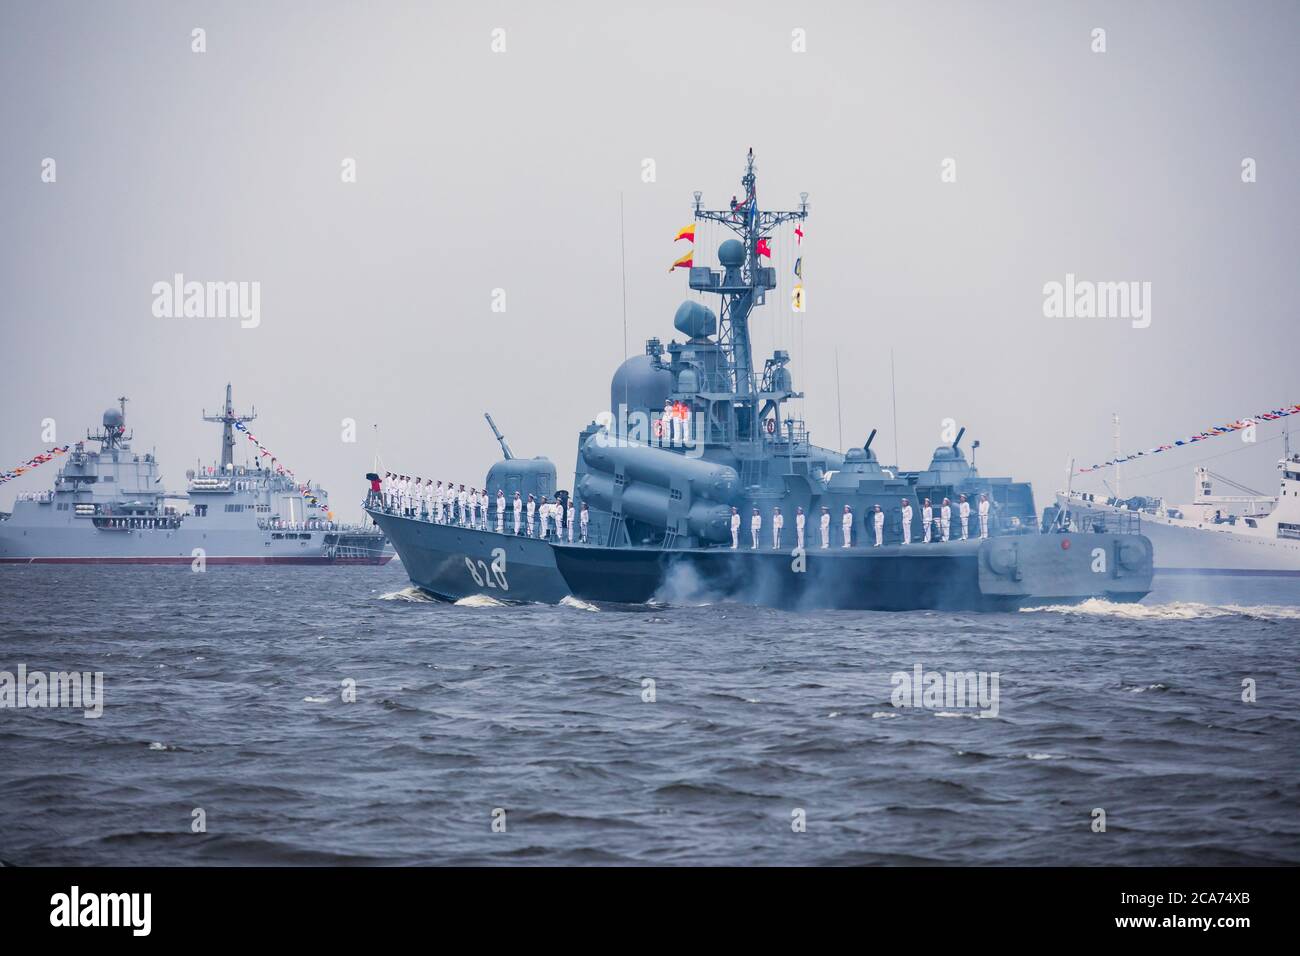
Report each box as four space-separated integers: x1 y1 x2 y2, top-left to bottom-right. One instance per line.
368 151 1152 609
0 387 391 565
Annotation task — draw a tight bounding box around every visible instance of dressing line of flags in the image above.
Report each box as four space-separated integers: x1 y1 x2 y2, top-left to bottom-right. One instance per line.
670 221 806 311
1076 402 1300 474
233 420 300 483
1 445 71 486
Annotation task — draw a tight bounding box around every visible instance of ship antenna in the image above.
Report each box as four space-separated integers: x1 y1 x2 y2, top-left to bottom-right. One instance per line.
202 382 256 471
834 348 844 451
620 191 628 367
685 149 808 437
890 349 900 467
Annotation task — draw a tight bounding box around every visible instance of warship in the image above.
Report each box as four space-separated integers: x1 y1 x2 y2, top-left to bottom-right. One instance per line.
367 151 1152 609
1055 448 1300 576
0 387 391 565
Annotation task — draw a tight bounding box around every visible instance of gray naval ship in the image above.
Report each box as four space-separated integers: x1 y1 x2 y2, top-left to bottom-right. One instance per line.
368 151 1152 610
0 387 391 565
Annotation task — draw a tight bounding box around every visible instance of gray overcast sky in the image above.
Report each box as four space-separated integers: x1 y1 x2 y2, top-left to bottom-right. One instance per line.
3 0 1297 520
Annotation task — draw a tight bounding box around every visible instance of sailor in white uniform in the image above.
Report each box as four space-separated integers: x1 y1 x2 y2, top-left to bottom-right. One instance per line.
795 506 806 551
922 498 933 543
940 497 952 542
959 494 971 540
901 498 913 545
771 506 784 549
661 400 674 446
579 502 589 543
730 507 741 549
843 505 855 548
382 472 393 510
566 499 575 542
978 494 990 538
538 497 551 540
679 401 691 445
750 508 762 549
872 504 884 547
819 506 830 549
497 489 506 533
512 491 522 535
526 494 536 537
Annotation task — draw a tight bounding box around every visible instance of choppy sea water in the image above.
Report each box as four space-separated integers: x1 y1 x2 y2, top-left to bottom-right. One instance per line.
1 565 1297 866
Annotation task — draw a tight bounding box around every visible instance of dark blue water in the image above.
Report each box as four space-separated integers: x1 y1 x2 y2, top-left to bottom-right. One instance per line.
1 565 1297 865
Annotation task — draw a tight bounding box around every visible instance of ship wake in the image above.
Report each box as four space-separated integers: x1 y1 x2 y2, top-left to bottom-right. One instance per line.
376 586 437 603
1022 598 1300 622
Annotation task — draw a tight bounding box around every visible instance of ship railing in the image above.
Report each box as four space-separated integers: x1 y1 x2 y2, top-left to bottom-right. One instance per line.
91 515 183 530
1060 507 1143 535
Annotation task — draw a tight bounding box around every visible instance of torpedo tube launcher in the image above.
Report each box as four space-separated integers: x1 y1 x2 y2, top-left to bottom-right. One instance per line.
366 151 1152 609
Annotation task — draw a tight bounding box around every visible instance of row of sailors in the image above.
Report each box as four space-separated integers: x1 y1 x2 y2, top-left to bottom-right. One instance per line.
379 474 591 542
729 495 991 549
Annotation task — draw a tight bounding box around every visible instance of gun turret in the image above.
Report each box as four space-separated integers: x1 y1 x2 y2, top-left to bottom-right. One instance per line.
484 413 514 460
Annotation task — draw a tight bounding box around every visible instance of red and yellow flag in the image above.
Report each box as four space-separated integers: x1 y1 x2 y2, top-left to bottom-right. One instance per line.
669 249 694 271
674 223 696 242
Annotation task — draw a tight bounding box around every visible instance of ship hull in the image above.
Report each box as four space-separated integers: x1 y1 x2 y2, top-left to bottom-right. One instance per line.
367 508 570 602
0 522 392 565
1057 496 1300 575
553 533 1151 611
373 503 1151 609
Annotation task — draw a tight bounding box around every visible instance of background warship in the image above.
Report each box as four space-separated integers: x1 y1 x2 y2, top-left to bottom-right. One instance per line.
368 151 1153 610
0 387 391 565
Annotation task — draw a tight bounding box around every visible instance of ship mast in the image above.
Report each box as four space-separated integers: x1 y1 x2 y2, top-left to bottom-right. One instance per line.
202 383 256 471
690 148 808 400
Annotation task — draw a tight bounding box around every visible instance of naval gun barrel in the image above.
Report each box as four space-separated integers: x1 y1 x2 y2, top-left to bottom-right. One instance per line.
865 428 877 452
484 413 514 460
952 426 966 450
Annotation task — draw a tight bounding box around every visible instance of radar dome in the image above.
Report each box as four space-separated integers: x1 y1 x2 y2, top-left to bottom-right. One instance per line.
610 354 672 414
718 239 745 267
103 408 124 429
672 301 717 340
